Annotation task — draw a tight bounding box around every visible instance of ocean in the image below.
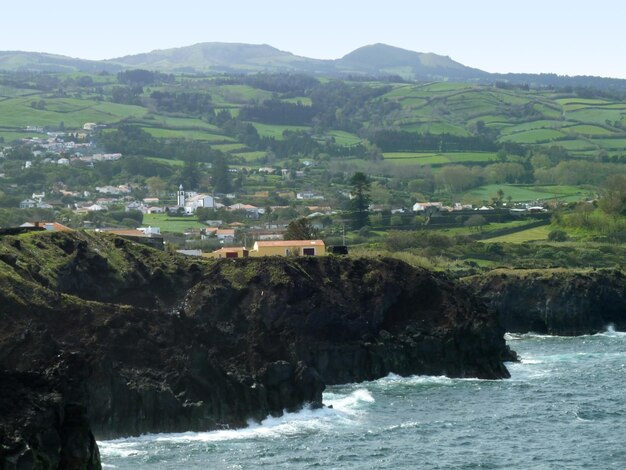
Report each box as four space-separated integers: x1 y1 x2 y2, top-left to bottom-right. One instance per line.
99 329 626 469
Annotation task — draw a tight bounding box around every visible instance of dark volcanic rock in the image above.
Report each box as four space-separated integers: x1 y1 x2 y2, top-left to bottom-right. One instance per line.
466 269 626 335
0 231 513 468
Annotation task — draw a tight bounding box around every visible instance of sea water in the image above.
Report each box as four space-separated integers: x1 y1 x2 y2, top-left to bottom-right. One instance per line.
99 329 626 469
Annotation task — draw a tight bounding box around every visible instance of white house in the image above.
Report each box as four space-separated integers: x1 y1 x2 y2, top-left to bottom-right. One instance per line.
19 199 37 209
412 202 443 212
184 194 217 214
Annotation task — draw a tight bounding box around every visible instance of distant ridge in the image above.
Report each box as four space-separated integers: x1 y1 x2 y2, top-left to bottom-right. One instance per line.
335 43 486 80
1 42 626 90
0 51 122 73
111 42 332 74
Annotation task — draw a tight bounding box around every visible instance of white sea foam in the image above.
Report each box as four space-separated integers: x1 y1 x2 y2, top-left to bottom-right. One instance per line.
596 324 626 337
96 441 148 458
98 393 370 454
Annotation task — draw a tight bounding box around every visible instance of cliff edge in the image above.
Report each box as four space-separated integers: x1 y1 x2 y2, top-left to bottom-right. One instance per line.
0 231 513 468
466 269 626 335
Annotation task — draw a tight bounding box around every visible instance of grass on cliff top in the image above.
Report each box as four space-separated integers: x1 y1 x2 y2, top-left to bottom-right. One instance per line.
0 230 193 294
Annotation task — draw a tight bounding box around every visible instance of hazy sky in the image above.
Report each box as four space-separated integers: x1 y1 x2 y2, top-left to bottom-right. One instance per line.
3 0 625 78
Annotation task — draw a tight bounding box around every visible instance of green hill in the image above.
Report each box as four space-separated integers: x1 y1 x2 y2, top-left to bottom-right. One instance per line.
335 43 484 80
111 42 332 74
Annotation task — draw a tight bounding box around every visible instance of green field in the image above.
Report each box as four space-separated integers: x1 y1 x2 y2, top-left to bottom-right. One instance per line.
500 128 567 144
0 96 147 128
383 151 498 165
144 157 185 167
137 115 220 131
232 151 267 162
563 124 616 136
592 138 626 150
482 224 553 243
249 122 311 139
328 130 362 146
142 127 233 142
212 143 249 153
463 184 586 203
142 213 208 233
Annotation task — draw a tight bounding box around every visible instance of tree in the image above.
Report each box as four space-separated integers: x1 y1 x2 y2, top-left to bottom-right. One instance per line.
212 155 232 194
179 159 201 190
465 214 487 231
145 176 168 197
284 217 320 240
350 172 371 230
599 174 626 216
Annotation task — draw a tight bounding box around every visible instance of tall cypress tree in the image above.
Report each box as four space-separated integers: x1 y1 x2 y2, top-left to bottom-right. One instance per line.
212 155 232 194
350 172 371 229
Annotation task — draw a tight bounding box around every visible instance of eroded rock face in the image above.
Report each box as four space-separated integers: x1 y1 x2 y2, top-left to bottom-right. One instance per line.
1 232 513 467
466 269 626 335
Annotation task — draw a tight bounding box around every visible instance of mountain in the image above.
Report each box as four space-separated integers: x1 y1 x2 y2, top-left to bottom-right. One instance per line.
0 51 122 73
111 42 334 74
0 43 479 79
1 43 625 90
335 43 486 80
110 42 484 79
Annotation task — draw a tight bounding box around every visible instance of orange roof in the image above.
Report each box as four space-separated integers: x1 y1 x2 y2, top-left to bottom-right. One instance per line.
254 240 325 247
43 222 72 232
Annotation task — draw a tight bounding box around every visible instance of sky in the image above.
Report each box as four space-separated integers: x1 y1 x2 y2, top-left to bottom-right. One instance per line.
3 0 626 78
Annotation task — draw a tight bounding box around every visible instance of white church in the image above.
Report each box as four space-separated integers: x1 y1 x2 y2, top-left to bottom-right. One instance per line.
177 185 221 214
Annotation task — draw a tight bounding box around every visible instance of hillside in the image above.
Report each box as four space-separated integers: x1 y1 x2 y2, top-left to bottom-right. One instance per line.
0 51 122 73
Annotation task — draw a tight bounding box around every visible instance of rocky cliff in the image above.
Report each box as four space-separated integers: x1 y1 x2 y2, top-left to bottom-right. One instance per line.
466 269 626 335
0 231 514 468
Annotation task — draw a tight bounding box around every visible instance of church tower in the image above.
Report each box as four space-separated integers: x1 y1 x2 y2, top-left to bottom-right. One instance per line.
177 184 185 207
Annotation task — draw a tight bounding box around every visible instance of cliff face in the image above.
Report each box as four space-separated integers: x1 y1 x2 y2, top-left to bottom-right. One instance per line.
0 231 513 468
466 269 626 335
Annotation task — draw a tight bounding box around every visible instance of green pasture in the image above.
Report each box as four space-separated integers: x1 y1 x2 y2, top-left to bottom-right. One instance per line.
532 103 562 119
210 85 273 105
463 184 586 203
211 143 249 153
592 138 626 150
141 127 233 142
555 97 611 107
397 97 428 107
481 224 553 243
327 130 361 146
567 108 624 125
282 97 312 106
383 151 498 165
0 96 146 129
249 122 311 139
562 124 617 136
144 157 185 167
232 151 266 162
135 115 220 131
0 131 44 142
492 91 534 106
398 122 470 136
500 128 567 144
418 82 475 93
0 87 40 98
499 120 569 136
142 213 208 233
553 139 597 151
